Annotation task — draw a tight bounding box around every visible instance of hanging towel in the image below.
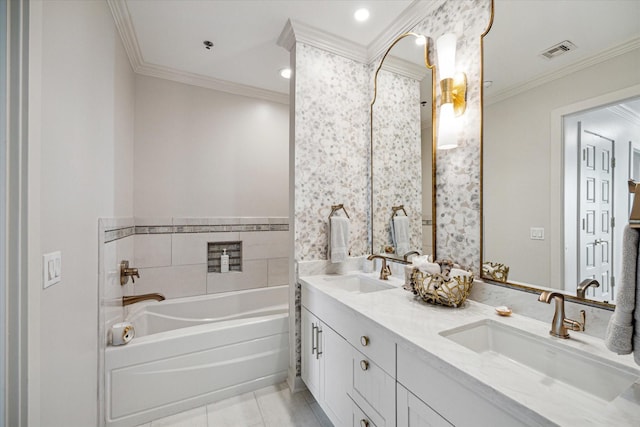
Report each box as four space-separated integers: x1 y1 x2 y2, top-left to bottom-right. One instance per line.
392 216 410 256
329 216 350 263
605 225 640 365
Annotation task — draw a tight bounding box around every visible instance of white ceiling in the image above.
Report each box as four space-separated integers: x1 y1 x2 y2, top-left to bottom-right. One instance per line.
484 0 640 100
118 0 639 114
123 0 414 96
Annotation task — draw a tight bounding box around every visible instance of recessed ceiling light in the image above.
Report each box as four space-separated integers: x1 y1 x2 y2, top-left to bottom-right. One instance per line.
415 35 427 46
354 8 370 22
280 68 292 79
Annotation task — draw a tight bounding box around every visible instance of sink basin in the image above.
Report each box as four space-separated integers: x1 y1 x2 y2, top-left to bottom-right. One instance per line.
440 319 640 401
321 275 395 294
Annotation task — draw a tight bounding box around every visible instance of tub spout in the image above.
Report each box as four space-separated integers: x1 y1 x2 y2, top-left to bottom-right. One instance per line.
122 293 166 306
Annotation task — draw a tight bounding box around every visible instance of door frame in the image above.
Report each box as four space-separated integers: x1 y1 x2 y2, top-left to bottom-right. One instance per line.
550 84 640 293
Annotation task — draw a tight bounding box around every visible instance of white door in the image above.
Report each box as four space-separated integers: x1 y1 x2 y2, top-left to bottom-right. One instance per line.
578 123 615 300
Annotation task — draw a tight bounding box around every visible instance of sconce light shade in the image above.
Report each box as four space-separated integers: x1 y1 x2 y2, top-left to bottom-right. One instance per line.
436 32 467 150
437 102 458 150
436 33 457 79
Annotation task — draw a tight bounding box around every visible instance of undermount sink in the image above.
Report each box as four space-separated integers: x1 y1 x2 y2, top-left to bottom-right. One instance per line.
321 275 396 294
440 319 640 402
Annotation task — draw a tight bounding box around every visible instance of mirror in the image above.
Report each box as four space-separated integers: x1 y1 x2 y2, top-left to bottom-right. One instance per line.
370 33 435 261
482 0 640 305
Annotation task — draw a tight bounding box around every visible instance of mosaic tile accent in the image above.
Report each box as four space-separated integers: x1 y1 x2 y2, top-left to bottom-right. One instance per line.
372 68 423 254
294 43 371 261
412 0 492 275
104 226 135 243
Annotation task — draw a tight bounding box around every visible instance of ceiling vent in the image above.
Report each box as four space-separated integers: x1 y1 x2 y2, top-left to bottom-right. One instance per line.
540 40 577 59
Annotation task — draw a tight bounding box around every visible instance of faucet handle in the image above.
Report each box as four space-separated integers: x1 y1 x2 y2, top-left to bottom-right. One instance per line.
564 310 586 332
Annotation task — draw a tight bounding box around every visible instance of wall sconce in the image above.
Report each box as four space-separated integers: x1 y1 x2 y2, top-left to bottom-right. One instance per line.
436 33 467 150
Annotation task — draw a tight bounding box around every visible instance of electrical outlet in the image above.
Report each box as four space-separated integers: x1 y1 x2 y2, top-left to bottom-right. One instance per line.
530 227 545 240
43 251 62 288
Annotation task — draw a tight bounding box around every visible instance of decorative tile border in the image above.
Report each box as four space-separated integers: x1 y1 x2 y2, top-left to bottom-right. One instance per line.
103 218 290 243
104 226 135 243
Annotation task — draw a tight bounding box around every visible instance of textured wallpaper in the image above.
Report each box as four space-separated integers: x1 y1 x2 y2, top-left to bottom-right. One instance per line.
294 43 371 261
413 0 492 273
371 69 423 255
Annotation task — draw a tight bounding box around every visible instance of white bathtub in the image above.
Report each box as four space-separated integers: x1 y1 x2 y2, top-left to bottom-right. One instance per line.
104 286 289 427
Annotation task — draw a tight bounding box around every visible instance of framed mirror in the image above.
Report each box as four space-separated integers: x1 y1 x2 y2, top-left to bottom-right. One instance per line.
370 32 436 262
482 0 640 306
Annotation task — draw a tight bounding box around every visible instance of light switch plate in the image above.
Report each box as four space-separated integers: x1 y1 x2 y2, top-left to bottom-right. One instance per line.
530 227 545 240
43 251 62 288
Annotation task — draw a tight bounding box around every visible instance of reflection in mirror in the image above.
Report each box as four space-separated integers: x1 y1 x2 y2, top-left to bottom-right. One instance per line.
482 0 640 305
371 33 435 262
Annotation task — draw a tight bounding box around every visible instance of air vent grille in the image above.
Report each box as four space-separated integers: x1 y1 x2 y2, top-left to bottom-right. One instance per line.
540 40 577 59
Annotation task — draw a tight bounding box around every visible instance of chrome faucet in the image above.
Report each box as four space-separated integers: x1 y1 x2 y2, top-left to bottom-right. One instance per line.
367 254 391 280
577 278 600 299
120 260 140 285
538 291 585 339
122 293 166 306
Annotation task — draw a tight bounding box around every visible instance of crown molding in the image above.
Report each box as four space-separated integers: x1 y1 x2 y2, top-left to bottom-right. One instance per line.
367 0 441 62
381 56 429 81
485 37 640 106
136 63 290 104
609 104 640 127
108 0 289 104
278 19 368 63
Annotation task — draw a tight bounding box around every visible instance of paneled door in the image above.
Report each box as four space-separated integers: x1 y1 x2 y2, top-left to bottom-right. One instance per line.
578 122 615 300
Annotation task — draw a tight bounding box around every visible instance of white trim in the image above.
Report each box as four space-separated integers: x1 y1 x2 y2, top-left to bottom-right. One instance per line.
135 62 290 105
278 19 368 63
380 55 429 81
608 104 640 127
487 37 640 106
107 0 289 105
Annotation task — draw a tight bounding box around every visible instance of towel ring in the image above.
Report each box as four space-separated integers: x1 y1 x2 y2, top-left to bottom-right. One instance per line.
329 204 350 220
391 205 408 221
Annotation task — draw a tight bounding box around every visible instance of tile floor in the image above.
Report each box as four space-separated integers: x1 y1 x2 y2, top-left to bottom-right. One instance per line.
136 382 333 427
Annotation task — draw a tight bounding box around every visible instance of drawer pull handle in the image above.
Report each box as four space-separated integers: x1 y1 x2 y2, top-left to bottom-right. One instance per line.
360 360 369 371
360 419 370 427
360 335 370 346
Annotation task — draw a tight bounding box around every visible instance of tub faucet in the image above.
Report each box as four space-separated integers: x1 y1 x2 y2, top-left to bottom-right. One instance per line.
122 293 165 306
367 254 391 280
120 260 140 285
403 250 420 261
577 278 600 299
537 291 585 339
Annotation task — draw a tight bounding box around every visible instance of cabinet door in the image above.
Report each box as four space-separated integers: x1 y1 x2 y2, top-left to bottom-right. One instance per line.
320 323 352 426
301 308 321 398
397 384 452 427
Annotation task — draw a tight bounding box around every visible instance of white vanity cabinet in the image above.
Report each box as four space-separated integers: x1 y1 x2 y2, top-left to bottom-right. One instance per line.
301 307 352 426
397 345 529 427
397 384 452 427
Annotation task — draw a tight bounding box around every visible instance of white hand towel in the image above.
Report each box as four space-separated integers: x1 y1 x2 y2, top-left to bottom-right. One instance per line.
392 216 410 256
605 225 640 365
412 255 441 275
329 216 349 263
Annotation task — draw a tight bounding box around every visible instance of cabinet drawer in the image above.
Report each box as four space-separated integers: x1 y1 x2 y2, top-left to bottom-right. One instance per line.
350 348 395 427
351 399 378 427
343 314 395 375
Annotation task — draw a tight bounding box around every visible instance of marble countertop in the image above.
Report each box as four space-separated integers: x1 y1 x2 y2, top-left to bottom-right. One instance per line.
299 272 640 426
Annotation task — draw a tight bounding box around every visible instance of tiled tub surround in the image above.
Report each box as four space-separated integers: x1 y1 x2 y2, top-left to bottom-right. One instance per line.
131 217 290 299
